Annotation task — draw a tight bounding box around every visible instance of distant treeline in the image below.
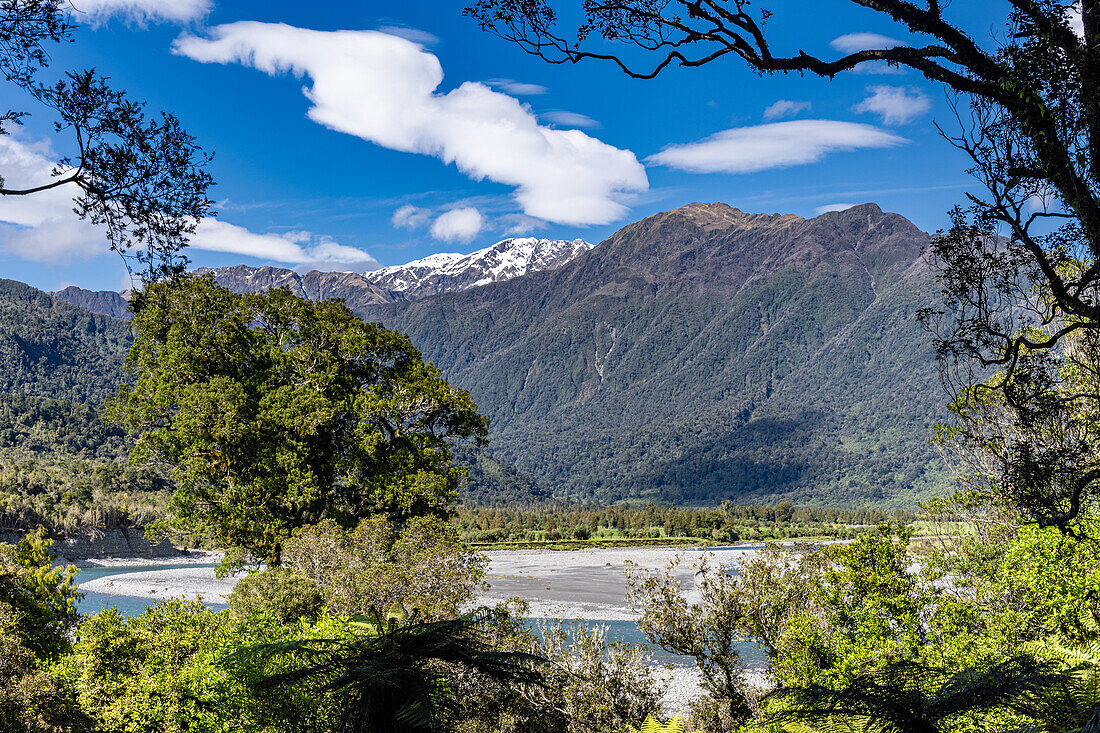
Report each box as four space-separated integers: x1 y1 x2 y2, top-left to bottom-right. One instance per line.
455 501 915 545
0 392 170 533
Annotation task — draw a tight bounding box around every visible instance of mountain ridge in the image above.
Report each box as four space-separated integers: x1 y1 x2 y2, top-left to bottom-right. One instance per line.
53 235 595 315
355 202 947 505
365 236 593 299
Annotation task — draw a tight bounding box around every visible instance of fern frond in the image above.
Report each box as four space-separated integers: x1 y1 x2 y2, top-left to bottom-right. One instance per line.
637 714 686 733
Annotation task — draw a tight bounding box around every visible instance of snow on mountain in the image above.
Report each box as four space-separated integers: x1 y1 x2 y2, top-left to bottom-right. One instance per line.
363 237 593 299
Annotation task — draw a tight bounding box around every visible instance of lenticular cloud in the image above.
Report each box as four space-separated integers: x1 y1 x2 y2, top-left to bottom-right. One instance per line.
647 120 907 174
173 22 649 226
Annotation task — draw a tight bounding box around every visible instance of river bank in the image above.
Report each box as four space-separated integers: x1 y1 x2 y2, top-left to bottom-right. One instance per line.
76 544 767 616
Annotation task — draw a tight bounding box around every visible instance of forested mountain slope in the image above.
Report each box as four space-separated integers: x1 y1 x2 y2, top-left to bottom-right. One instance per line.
360 203 948 506
0 280 131 404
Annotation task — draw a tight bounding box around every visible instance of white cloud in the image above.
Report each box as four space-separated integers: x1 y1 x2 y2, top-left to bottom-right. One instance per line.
391 204 432 230
431 207 483 242
173 22 648 226
0 218 104 263
69 0 211 24
541 110 601 129
0 136 105 262
763 100 811 121
647 120 907 174
0 135 372 270
814 202 857 215
488 78 548 95
830 32 906 53
191 219 378 269
850 62 907 76
854 85 931 125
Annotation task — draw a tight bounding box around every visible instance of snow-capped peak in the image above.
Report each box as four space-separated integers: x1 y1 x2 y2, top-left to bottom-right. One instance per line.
364 237 593 298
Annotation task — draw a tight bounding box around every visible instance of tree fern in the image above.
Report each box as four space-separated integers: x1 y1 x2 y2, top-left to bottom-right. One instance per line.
636 714 685 733
224 607 546 733
1020 611 1100 729
765 657 1064 733
1035 611 1100 700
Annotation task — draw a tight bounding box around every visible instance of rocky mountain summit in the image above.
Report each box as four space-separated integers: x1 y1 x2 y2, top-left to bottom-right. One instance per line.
364 237 593 299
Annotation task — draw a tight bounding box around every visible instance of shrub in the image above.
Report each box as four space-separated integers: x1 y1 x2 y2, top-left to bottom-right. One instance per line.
0 526 82 658
228 568 324 624
0 603 91 733
283 515 487 620
451 607 665 733
55 599 335 733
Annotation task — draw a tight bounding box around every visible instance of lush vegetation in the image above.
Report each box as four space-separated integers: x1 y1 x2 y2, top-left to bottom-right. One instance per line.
0 283 170 534
3 511 1100 732
0 280 130 405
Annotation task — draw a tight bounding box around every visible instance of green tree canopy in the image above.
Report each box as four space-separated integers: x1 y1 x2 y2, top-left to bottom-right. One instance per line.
108 276 489 567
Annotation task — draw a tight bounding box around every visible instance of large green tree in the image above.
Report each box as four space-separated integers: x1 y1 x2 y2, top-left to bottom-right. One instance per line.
464 0 1100 533
108 277 488 567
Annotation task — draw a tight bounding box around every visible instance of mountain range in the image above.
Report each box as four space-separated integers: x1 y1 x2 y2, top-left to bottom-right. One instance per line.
53 236 594 315
43 202 950 506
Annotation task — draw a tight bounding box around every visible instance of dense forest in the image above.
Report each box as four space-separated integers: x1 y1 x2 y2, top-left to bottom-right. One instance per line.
0 283 169 532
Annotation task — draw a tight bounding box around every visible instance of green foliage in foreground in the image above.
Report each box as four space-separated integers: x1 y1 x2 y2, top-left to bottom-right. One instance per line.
231 608 545 733
109 277 489 567
764 657 1063 733
55 600 342 733
0 527 81 659
3 513 1100 733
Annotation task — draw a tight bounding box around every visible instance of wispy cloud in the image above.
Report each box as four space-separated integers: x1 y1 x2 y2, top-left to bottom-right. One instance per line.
541 110 601 129
375 25 439 46
763 100 811 121
391 204 432 230
854 85 931 125
830 32 905 53
431 207 483 242
814 202 857 215
488 78 548 95
647 120 906 174
191 219 378 269
69 0 211 25
173 22 648 226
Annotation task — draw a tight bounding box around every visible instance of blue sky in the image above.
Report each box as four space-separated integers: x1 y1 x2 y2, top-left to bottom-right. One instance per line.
0 0 1016 291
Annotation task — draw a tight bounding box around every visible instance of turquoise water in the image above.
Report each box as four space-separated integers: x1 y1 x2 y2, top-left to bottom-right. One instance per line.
528 618 766 668
71 562 766 669
73 563 227 617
